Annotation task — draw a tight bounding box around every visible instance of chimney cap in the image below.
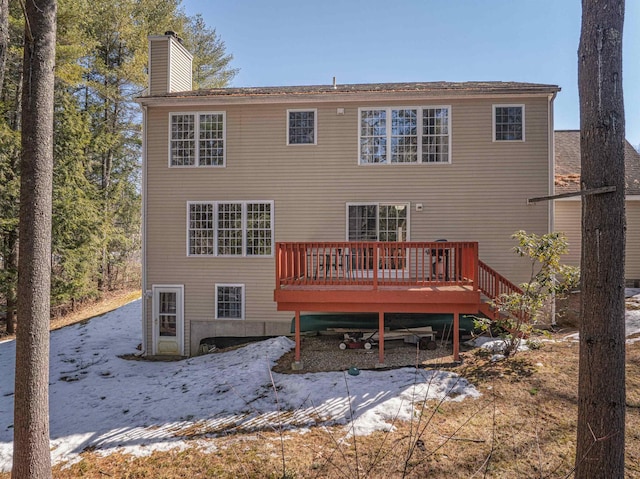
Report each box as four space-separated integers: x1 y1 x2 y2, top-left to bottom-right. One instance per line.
164 30 183 44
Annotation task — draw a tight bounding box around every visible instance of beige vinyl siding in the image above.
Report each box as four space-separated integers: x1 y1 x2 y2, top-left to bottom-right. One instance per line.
626 201 640 280
554 199 640 281
145 96 552 354
149 40 168 96
168 41 192 92
553 200 582 268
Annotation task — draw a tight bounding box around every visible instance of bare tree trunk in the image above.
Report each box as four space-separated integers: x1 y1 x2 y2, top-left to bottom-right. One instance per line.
11 0 57 477
5 229 18 334
0 0 8 96
576 1 626 477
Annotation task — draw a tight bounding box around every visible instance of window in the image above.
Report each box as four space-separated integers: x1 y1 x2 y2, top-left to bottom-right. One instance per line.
170 112 225 166
187 201 273 257
347 203 409 241
217 203 243 255
188 203 215 255
246 203 273 255
359 110 387 163
348 203 409 270
493 105 524 141
287 109 316 145
215 284 244 319
422 108 450 163
391 109 418 163
359 107 450 164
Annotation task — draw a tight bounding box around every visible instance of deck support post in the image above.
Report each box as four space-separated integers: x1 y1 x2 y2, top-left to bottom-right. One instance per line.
453 311 460 362
378 311 385 366
294 310 301 362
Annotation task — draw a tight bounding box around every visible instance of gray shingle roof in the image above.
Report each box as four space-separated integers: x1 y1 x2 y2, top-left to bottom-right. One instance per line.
555 130 640 195
143 81 560 99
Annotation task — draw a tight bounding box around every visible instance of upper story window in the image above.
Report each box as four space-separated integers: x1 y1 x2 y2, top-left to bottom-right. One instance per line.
170 112 225 167
359 107 450 164
493 105 524 141
287 109 316 145
187 201 273 257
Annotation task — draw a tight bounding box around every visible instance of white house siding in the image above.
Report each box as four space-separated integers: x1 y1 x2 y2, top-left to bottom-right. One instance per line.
143 95 552 355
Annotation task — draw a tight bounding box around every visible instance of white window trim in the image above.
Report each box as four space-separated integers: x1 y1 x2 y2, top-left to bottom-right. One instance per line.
492 104 525 142
186 200 275 258
169 111 227 168
345 202 411 241
215 283 245 320
357 106 451 165
286 108 317 146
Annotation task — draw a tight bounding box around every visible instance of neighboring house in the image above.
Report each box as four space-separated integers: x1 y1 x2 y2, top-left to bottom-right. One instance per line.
137 32 560 360
554 130 640 286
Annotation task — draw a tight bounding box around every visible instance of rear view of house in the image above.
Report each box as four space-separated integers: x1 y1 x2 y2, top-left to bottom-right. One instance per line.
137 32 560 360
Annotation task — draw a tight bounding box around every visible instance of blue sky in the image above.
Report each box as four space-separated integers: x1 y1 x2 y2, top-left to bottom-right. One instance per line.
182 0 639 147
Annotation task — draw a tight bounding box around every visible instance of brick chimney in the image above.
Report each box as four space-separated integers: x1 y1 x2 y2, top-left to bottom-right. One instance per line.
148 31 193 95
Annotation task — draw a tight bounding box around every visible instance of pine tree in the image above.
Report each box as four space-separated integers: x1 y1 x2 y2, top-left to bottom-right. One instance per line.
12 0 57 476
575 0 626 476
52 90 101 306
182 14 239 89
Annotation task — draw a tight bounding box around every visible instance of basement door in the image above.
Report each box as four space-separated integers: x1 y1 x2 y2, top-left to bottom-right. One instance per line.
152 285 184 356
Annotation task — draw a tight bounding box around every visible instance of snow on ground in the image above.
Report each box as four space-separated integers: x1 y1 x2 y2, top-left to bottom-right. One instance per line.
626 292 640 343
0 300 480 472
550 290 640 343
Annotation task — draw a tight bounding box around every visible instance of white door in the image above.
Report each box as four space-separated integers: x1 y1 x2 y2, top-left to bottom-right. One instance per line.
152 285 184 355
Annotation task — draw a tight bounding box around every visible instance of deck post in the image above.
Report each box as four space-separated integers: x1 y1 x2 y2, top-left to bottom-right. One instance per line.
373 245 378 290
453 311 460 362
293 310 302 368
378 311 385 366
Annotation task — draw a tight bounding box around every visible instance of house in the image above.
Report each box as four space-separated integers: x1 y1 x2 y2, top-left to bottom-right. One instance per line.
136 32 560 363
554 130 640 286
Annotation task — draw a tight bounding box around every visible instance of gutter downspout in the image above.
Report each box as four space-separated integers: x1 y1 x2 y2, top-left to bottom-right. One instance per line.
141 104 149 354
548 91 557 234
548 92 557 325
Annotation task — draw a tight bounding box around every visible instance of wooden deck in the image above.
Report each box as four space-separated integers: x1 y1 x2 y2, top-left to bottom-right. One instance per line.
274 241 520 366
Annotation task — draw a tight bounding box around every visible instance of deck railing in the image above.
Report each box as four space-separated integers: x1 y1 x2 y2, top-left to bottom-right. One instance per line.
477 260 523 301
276 241 479 289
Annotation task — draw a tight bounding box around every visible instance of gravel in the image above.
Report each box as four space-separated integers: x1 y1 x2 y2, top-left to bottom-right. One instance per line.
273 333 459 374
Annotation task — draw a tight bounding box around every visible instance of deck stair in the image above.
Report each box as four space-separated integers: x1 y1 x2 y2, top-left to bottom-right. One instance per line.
477 260 525 322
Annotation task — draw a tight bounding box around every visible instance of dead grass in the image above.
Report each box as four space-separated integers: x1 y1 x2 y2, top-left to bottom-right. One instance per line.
1 339 638 478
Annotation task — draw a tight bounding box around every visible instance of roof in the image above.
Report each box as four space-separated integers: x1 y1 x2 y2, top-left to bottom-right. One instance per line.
555 130 640 195
139 81 560 100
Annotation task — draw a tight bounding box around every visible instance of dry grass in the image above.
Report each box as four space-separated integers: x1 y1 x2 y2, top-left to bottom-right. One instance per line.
2 339 638 478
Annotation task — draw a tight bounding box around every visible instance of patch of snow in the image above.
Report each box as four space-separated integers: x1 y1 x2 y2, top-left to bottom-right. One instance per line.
470 337 529 353
0 300 480 472
626 310 640 343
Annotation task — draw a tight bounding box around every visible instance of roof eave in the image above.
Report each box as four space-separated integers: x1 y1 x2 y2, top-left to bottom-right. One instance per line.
136 87 561 107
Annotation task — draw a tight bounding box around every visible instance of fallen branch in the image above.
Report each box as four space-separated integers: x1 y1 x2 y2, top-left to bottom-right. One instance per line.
438 433 485 443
